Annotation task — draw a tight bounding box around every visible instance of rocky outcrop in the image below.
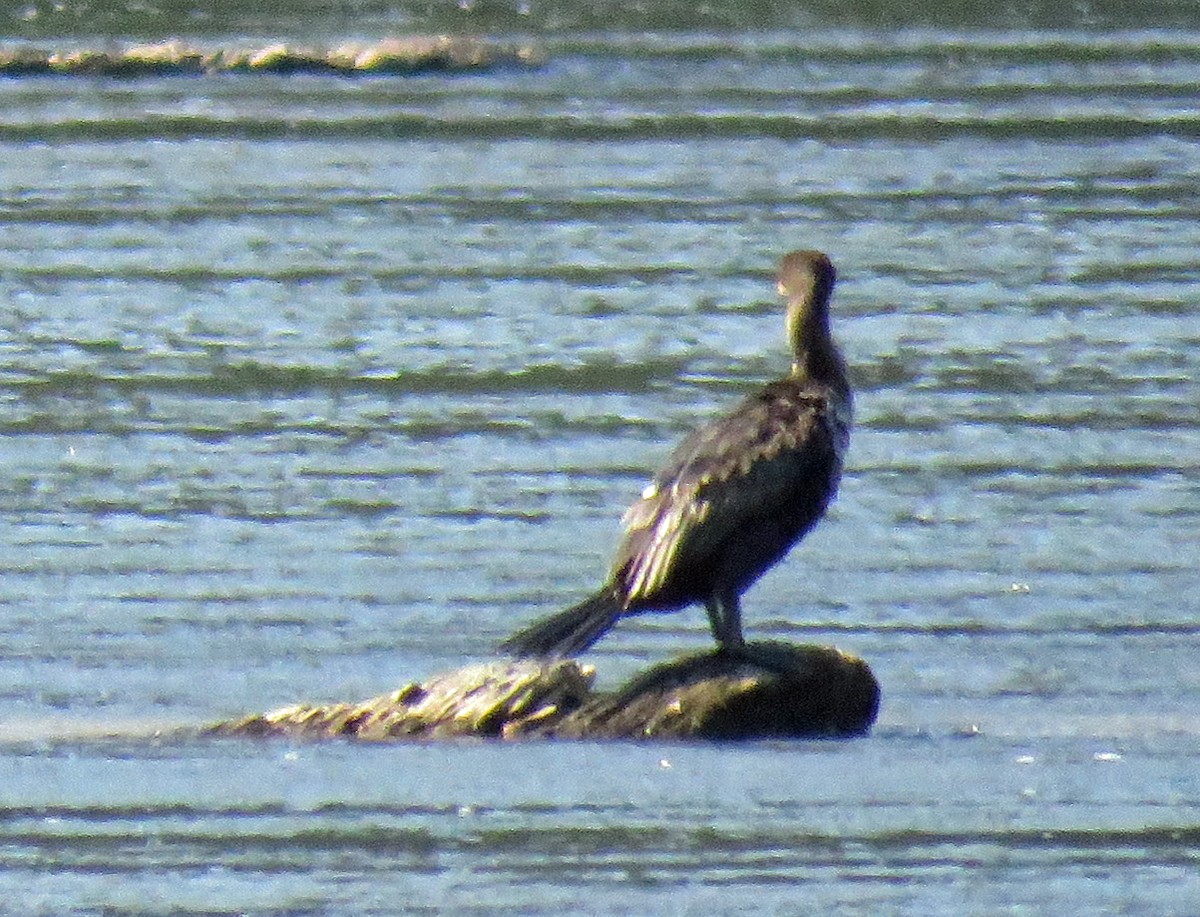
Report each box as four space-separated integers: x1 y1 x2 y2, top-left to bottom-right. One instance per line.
209 642 879 742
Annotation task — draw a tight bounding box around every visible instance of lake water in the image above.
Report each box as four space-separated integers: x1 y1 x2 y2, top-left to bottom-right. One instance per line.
1 1 1199 914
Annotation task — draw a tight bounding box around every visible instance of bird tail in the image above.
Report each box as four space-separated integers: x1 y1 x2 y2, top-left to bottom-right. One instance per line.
499 585 624 658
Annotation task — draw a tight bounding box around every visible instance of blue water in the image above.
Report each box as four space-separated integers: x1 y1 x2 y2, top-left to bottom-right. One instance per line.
2 3 1200 913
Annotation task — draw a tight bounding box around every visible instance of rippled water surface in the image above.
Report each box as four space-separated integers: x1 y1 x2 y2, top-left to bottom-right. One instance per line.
2 1 1200 914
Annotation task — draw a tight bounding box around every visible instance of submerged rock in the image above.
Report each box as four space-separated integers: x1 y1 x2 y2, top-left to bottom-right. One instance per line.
0 38 543 77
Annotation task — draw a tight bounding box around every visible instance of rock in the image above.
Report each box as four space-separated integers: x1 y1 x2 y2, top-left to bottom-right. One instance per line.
207 642 878 742
0 38 543 77
542 642 879 740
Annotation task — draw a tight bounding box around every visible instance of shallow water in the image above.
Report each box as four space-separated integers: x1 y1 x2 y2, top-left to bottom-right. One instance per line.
1 2 1199 914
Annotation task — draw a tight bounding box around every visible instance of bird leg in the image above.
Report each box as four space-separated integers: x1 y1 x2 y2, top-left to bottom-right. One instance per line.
705 593 745 652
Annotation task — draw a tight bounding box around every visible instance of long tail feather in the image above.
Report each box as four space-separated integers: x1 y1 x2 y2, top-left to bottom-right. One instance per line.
499 586 624 658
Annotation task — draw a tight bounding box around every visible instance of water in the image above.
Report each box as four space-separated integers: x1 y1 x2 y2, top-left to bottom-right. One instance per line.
2 2 1200 913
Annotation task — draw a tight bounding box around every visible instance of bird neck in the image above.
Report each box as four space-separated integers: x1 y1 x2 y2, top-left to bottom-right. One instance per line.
790 339 848 392
786 293 846 392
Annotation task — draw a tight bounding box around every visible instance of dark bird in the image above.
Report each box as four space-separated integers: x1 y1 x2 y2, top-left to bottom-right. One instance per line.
500 250 852 658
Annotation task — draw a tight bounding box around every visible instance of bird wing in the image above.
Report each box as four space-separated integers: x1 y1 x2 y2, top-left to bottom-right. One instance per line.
616 381 841 603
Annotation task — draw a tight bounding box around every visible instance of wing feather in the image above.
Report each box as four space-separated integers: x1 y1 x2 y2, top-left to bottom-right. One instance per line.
615 381 843 605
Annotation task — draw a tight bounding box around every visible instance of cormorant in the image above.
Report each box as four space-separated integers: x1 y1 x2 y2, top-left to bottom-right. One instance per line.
500 250 852 658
